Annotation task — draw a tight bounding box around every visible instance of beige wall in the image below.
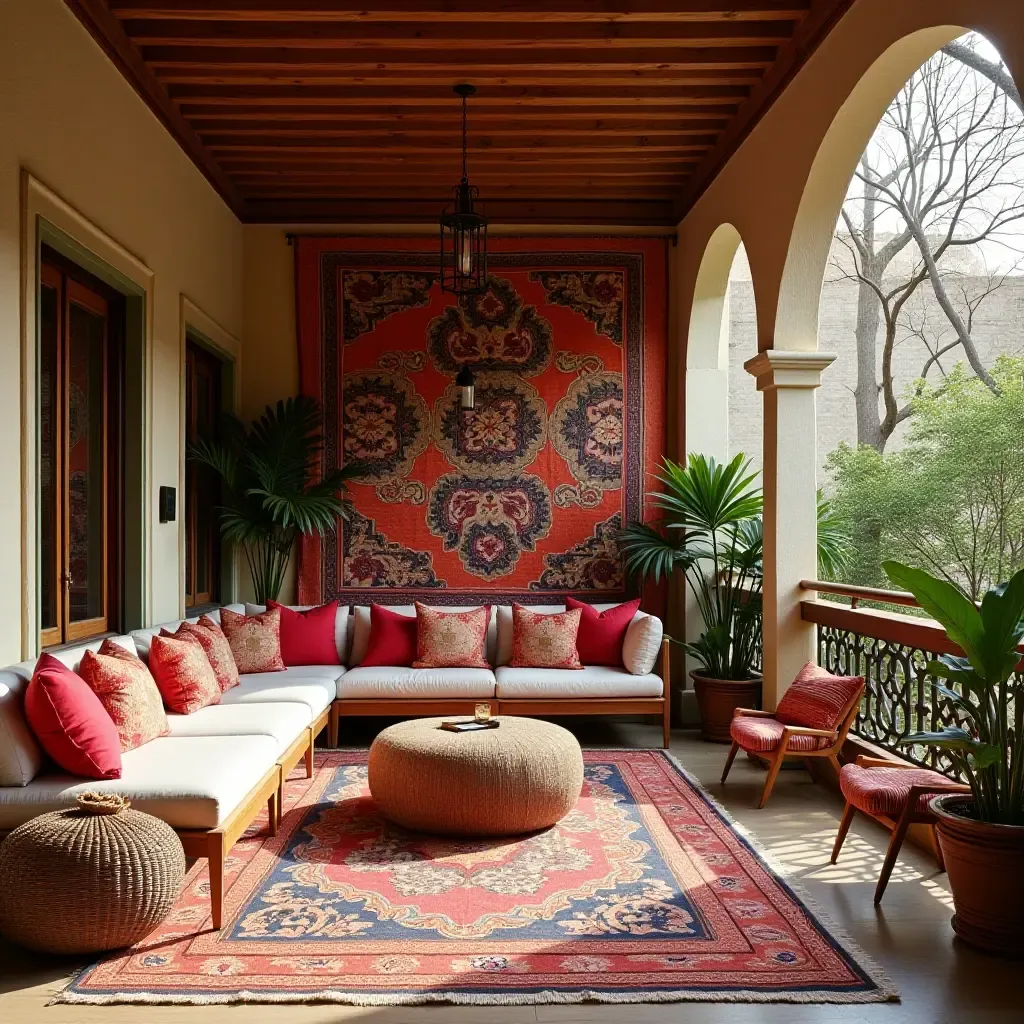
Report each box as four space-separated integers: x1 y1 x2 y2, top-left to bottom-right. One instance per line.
0 0 243 661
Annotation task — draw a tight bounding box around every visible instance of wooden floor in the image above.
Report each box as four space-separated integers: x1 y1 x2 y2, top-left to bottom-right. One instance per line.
1 720 1019 1023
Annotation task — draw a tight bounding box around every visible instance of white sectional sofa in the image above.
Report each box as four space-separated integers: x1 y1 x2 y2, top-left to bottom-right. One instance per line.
0 601 666 930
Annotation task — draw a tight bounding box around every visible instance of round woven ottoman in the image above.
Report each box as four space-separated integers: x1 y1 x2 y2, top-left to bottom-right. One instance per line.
0 793 185 954
368 716 584 836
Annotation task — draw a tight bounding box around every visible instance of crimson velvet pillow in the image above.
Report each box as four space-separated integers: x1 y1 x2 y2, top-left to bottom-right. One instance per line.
25 653 122 779
361 605 417 667
566 597 641 667
775 662 865 733
267 599 340 666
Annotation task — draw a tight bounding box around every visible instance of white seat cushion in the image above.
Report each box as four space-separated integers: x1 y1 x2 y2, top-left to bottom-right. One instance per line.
166 702 313 753
495 665 663 699
219 671 339 716
0 734 280 831
338 666 496 700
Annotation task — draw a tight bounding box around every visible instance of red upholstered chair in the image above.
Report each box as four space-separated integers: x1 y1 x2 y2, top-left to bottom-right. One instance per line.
721 663 865 809
832 754 970 903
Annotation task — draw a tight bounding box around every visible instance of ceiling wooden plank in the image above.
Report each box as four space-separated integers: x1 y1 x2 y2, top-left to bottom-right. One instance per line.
110 1 810 23
183 105 735 121
165 84 753 105
241 195 679 225
63 0 243 213
123 20 794 47
193 122 723 137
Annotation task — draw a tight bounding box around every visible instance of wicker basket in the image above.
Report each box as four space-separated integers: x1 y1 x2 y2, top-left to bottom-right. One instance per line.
0 793 185 954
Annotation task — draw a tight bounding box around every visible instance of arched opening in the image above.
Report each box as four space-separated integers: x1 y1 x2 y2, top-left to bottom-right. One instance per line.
814 31 1024 598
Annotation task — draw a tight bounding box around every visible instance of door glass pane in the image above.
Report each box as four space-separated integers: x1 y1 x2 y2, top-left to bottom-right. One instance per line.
39 284 59 632
67 301 106 624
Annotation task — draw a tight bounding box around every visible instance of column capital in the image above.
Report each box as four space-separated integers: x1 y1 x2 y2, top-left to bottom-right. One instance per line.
743 349 836 392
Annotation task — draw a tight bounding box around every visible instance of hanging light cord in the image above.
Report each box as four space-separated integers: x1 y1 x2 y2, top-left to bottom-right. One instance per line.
461 90 469 184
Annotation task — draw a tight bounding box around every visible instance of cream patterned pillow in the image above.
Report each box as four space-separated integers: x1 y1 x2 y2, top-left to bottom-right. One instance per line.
413 604 490 669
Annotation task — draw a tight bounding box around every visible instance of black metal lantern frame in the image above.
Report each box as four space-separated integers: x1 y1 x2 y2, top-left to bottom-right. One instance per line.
440 83 488 295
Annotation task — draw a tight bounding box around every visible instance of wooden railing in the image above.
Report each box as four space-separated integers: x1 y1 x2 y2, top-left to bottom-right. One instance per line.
799 579 1023 781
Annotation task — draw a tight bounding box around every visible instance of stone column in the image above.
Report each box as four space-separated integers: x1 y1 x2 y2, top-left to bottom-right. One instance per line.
743 350 835 710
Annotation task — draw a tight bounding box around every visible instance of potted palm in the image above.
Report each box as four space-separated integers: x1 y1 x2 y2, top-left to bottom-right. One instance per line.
882 560 1024 956
189 395 357 604
621 454 764 742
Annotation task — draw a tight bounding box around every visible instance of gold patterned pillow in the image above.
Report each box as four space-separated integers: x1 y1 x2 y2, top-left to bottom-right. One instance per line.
510 604 584 669
220 607 285 675
413 604 491 669
79 641 169 752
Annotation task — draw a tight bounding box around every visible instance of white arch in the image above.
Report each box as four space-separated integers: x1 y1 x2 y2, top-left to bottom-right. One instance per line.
685 222 744 462
773 26 967 351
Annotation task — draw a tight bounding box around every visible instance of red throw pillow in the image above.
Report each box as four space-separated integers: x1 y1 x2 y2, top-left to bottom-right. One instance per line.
776 662 865 733
25 653 122 779
413 603 491 669
566 597 641 667
149 633 222 715
267 599 340 666
180 617 240 692
361 605 417 667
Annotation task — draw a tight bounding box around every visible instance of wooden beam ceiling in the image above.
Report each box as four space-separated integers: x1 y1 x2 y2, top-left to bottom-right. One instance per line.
65 1 853 225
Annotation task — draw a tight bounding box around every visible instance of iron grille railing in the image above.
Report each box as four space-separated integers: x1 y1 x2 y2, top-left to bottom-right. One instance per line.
801 581 1022 783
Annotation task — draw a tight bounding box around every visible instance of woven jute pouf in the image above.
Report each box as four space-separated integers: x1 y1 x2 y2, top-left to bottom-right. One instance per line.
368 716 584 836
0 792 185 954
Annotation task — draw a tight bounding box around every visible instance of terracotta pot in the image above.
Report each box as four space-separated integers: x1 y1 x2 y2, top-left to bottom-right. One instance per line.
690 670 762 743
930 794 1024 957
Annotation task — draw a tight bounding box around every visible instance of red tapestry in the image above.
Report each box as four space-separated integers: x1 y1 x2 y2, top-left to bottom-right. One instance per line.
294 236 667 607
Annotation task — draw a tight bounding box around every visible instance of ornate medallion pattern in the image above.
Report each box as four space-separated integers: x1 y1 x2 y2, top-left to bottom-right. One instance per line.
342 271 435 343
427 474 552 578
341 371 429 483
433 372 547 476
551 372 625 491
427 276 553 377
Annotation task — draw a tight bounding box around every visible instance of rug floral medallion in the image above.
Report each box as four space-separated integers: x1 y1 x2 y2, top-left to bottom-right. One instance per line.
60 751 897 1006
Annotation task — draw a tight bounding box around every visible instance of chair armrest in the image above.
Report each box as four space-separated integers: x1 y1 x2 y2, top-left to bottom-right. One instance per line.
732 707 775 719
781 724 838 740
856 755 915 769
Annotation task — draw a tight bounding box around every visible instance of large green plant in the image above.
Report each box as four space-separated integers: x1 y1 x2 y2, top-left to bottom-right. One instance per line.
189 396 357 603
620 454 764 680
883 560 1024 826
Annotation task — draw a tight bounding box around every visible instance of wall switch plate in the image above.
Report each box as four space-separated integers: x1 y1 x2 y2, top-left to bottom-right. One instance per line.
159 486 176 523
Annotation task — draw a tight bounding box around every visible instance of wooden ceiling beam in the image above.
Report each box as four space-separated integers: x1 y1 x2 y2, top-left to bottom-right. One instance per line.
194 122 722 138
143 46 778 69
111 2 810 24
165 83 752 104
123 20 793 47
182 105 735 121
203 136 715 152
240 195 679 225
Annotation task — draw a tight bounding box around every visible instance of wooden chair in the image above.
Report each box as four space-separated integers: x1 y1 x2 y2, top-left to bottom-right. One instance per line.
831 754 971 903
721 665 865 809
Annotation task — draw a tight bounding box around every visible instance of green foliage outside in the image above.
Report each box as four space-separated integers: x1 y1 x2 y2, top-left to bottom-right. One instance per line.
825 356 1024 602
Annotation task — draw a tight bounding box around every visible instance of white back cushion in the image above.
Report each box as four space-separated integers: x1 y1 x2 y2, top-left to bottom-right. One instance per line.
0 668 42 787
245 603 350 664
622 612 664 675
349 605 497 666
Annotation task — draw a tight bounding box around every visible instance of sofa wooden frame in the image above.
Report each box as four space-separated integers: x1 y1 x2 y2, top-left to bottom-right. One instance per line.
327 639 672 750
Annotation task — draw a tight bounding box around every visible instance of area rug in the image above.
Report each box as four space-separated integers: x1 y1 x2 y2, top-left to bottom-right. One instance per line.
57 750 898 1006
